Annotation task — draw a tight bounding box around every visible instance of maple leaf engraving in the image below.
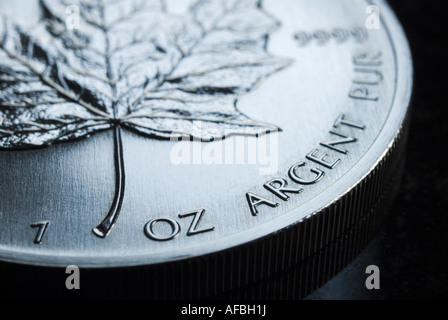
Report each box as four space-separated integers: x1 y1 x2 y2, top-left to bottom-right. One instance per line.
0 0 292 237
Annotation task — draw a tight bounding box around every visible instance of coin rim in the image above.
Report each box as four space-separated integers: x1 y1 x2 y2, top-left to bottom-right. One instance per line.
0 0 413 267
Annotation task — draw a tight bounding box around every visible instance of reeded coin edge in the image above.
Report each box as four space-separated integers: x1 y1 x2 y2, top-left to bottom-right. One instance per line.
0 110 410 299
0 0 412 269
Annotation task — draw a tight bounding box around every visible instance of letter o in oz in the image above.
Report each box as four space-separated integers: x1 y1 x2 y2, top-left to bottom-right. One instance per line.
144 218 181 241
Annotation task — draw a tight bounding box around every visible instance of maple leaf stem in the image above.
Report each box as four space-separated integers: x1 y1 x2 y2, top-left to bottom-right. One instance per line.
92 4 127 238
93 124 126 238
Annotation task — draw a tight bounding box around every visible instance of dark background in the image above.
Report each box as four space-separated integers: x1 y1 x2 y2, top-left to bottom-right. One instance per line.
308 0 448 299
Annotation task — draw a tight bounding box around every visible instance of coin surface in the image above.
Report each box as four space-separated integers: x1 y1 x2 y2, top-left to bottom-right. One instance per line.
0 0 412 298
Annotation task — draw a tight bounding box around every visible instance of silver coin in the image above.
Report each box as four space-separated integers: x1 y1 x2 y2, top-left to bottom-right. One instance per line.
0 0 412 298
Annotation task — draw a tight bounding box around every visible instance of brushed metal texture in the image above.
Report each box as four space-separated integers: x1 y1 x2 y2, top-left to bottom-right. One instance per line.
0 0 412 298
